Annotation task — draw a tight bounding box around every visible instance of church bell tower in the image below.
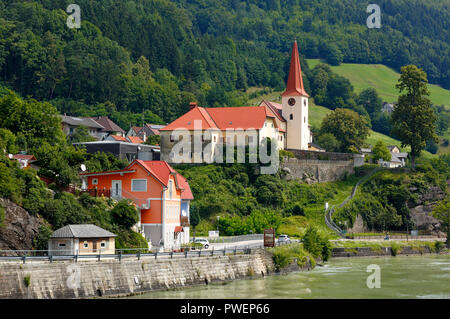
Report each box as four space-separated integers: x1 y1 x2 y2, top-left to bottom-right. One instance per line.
282 41 310 150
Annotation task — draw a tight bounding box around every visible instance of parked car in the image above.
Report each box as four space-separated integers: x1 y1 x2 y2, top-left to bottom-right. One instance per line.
192 238 210 249
278 235 291 244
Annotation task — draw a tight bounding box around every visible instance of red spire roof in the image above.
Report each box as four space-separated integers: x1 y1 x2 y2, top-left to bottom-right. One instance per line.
281 41 309 97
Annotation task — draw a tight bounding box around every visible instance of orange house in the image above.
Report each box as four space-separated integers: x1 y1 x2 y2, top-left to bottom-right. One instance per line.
80 160 193 250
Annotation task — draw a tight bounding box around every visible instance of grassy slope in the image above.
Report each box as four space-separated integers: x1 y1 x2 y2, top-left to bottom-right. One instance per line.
306 59 450 108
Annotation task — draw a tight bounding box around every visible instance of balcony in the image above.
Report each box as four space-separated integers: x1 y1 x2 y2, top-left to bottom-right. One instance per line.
180 216 190 227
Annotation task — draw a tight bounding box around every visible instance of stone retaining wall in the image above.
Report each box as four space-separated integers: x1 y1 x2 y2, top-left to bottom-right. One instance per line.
281 158 355 183
0 250 274 299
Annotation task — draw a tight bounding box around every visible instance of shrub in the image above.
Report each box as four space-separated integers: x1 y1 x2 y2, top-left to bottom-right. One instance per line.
33 224 53 251
0 205 5 227
279 150 294 158
115 229 148 253
23 275 31 287
111 200 139 229
272 249 291 270
434 241 445 253
302 226 331 261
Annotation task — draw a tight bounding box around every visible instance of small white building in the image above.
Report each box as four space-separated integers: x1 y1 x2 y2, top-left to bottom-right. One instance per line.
48 224 116 256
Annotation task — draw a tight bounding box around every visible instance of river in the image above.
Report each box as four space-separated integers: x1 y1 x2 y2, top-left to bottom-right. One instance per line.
128 255 450 299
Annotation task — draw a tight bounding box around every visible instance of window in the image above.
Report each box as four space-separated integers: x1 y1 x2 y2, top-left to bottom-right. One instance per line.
304 100 307 106
58 243 66 247
69 128 74 134
170 135 175 142
92 178 98 185
290 114 293 120
169 180 173 199
83 242 89 248
101 242 106 248
248 136 253 143
304 117 306 123
265 123 267 127
132 179 147 192
213 136 216 142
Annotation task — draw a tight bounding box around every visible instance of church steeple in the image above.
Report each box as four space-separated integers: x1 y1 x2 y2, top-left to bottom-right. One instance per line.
282 40 309 97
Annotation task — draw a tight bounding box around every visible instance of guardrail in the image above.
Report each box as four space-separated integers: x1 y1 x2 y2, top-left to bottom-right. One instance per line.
0 247 257 263
191 234 264 243
0 239 300 263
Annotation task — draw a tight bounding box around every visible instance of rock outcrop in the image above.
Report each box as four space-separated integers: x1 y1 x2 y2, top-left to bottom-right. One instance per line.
408 186 447 235
0 198 45 253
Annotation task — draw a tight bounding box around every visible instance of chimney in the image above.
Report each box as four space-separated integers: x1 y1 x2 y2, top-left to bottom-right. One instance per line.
189 102 198 110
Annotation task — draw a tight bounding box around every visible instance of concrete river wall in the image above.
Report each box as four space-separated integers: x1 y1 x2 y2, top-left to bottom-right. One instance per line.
0 250 274 299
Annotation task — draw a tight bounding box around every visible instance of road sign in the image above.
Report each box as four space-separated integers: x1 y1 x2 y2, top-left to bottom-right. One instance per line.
264 228 275 247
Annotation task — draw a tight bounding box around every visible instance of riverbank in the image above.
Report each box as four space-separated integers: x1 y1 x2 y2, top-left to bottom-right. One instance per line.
332 246 449 258
0 249 274 299
128 255 450 299
331 240 448 258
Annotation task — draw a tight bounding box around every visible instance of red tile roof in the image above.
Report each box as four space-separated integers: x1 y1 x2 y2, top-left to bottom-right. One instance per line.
205 106 268 130
132 126 143 134
160 107 218 131
135 161 194 200
91 116 125 133
161 105 279 132
80 160 194 200
13 154 37 161
174 226 184 232
127 136 144 144
281 41 309 97
109 135 128 142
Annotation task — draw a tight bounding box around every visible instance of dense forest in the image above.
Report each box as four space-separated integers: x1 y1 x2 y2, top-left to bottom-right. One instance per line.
0 0 448 132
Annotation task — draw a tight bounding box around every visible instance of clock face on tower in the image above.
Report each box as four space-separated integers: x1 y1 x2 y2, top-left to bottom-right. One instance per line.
288 98 296 106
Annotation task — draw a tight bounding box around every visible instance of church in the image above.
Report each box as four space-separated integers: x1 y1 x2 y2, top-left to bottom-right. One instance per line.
160 41 315 163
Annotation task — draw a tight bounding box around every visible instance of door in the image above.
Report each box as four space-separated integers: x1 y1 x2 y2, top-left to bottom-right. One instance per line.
111 180 122 198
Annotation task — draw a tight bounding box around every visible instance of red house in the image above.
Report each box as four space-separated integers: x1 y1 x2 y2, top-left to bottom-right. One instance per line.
80 160 193 250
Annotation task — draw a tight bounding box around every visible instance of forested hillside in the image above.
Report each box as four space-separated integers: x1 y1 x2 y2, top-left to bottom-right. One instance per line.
0 0 448 129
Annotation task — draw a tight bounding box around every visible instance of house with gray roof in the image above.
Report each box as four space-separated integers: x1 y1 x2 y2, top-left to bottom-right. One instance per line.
48 224 116 256
61 115 105 140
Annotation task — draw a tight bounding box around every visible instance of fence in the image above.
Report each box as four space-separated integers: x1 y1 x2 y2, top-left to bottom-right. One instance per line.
191 234 264 244
0 247 255 264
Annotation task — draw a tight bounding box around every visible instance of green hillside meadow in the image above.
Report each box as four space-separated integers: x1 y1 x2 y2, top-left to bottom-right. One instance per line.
307 59 450 108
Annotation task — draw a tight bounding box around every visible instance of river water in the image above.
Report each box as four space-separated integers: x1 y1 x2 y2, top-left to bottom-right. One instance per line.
129 255 450 299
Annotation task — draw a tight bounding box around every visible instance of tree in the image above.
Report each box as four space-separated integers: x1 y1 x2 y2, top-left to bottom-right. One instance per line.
315 132 341 152
390 65 438 168
111 200 139 229
144 135 161 146
190 205 201 239
431 198 450 247
320 108 370 153
372 140 391 162
70 125 96 143
357 88 383 115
